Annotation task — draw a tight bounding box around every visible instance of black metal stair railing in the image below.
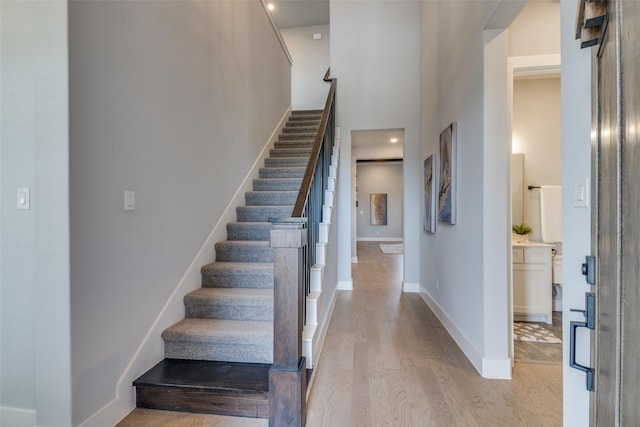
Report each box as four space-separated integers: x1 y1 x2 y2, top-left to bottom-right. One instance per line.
291 69 336 324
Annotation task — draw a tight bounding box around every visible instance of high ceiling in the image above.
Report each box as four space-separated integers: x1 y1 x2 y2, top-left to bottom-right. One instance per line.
269 0 330 28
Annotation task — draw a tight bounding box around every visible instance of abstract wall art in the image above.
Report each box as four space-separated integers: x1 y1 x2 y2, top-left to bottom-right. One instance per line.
424 154 436 233
370 193 388 226
438 122 457 224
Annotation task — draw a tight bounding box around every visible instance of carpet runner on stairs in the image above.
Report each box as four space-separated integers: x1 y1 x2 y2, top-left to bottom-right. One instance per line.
134 110 323 418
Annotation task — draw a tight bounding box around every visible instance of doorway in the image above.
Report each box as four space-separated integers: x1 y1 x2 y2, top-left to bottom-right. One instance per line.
351 129 404 277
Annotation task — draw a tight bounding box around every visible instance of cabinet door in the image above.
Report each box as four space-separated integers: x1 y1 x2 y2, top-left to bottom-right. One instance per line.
513 265 549 315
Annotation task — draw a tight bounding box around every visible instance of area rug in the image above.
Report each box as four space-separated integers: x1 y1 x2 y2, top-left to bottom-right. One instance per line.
514 322 562 344
379 244 404 254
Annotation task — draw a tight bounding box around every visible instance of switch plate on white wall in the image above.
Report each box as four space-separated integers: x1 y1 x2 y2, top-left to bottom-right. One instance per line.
574 178 589 208
124 190 135 211
17 187 30 210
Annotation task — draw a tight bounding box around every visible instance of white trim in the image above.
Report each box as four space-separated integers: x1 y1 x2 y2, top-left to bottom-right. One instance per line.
402 282 419 293
1 406 37 427
482 358 512 380
418 285 483 376
351 256 358 263
356 237 404 242
337 280 353 290
259 0 293 65
511 54 561 77
303 284 338 370
78 109 292 427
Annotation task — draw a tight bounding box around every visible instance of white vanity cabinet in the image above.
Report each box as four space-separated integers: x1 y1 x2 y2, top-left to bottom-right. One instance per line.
512 243 553 324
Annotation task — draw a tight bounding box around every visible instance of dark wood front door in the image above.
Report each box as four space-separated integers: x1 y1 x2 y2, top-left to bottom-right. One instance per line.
590 1 640 425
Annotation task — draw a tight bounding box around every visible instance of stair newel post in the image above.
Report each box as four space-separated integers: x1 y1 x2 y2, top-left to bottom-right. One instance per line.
269 219 307 427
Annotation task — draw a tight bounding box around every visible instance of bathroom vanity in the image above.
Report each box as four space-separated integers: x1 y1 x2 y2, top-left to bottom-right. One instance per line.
512 242 553 324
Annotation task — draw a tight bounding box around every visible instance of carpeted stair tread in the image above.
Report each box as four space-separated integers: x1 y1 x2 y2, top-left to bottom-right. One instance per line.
264 157 309 167
282 126 319 134
286 120 320 128
162 318 272 344
269 147 313 157
258 167 306 178
185 288 273 321
236 205 293 222
163 318 273 363
227 222 272 241
215 241 272 263
252 178 303 191
245 191 298 206
274 140 315 149
278 133 317 141
290 109 322 116
201 262 274 289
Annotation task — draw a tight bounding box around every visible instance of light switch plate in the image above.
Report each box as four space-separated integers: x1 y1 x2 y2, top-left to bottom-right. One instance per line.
17 187 30 210
574 178 590 208
124 190 135 211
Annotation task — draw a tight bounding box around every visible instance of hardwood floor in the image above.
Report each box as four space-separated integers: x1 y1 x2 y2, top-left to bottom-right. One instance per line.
118 241 562 426
305 242 561 427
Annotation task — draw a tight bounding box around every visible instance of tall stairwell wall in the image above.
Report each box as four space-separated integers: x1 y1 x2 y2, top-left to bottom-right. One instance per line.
69 2 291 425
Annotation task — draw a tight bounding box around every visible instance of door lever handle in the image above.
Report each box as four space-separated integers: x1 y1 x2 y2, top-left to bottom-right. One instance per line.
570 320 594 391
569 292 596 392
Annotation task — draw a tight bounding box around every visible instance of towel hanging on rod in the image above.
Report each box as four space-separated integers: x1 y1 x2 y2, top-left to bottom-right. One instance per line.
540 186 562 243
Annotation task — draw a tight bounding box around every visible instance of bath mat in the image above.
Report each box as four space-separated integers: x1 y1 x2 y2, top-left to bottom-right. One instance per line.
379 244 404 254
514 322 561 344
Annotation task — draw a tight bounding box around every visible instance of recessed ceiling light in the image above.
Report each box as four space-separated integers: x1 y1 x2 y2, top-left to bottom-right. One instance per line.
390 138 398 143
267 3 275 11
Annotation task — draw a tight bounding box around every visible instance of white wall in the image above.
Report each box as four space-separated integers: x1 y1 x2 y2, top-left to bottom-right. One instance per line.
0 1 72 425
331 0 421 291
356 162 403 240
68 1 291 424
420 1 519 377
513 77 562 242
281 25 330 110
560 1 592 425
509 1 561 57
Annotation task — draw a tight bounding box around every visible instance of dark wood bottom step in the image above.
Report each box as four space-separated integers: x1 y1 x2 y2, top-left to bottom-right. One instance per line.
133 359 270 418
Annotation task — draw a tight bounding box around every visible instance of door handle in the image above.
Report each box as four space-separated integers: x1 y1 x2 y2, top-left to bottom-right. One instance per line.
569 292 595 392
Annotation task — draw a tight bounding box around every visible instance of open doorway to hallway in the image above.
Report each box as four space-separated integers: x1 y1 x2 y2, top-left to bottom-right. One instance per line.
351 130 404 277
507 0 562 381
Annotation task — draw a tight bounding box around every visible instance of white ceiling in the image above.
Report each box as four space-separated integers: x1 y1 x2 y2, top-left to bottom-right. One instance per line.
269 0 330 28
352 129 404 159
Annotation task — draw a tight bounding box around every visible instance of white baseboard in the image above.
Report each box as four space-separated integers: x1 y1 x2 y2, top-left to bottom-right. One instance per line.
402 282 419 293
78 108 293 427
1 406 37 427
351 256 358 263
357 237 404 242
418 285 483 376
337 280 353 290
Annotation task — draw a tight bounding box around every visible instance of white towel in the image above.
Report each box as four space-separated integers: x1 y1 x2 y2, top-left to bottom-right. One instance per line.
540 186 562 243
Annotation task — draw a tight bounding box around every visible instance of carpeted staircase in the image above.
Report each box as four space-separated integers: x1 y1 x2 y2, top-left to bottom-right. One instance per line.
133 110 322 417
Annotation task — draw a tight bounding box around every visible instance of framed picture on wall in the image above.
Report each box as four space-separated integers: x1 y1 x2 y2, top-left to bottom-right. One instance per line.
424 154 436 233
370 193 388 226
438 122 457 224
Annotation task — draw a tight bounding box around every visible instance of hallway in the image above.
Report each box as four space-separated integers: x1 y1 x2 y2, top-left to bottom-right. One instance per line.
119 241 562 426
305 241 562 426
